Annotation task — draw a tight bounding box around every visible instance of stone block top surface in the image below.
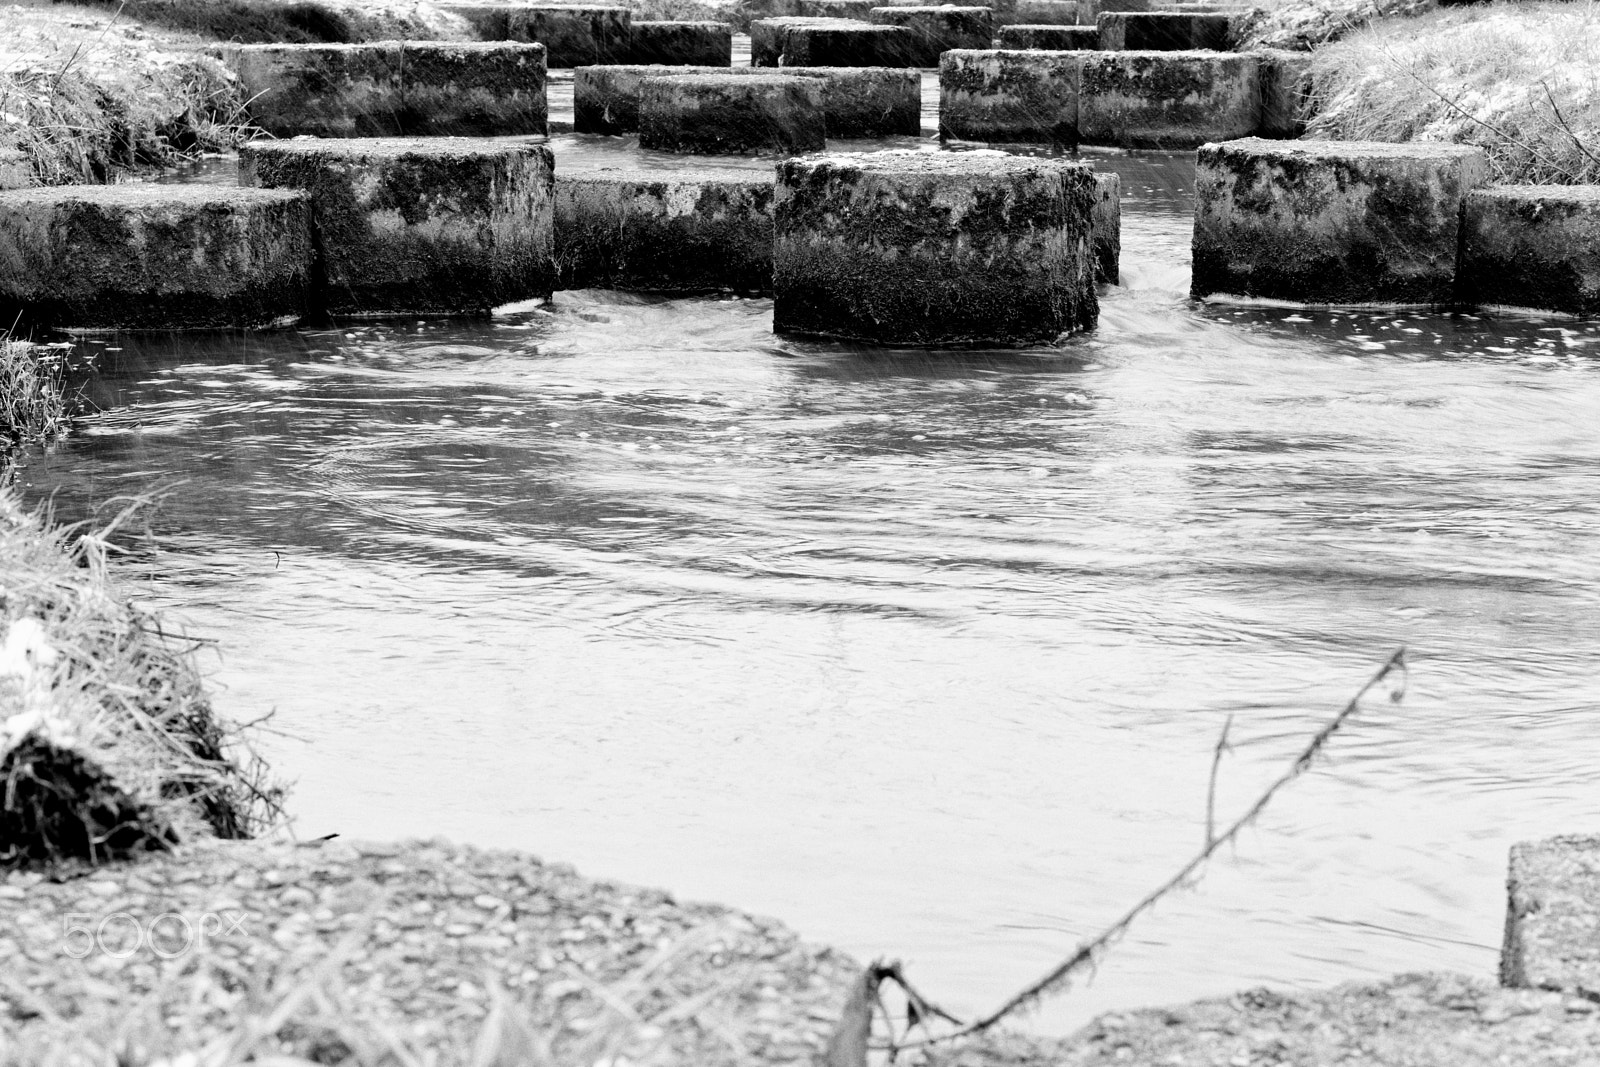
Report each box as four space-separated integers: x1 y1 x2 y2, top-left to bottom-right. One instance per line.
648 72 820 88
944 47 1090 57
226 40 545 54
871 5 991 11
0 184 304 208
753 15 864 25
1204 136 1489 163
516 4 630 11
785 147 1087 177
1473 184 1600 206
631 19 727 26
241 137 547 159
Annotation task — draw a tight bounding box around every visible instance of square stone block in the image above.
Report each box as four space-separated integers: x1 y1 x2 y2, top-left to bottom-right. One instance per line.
508 4 631 66
797 0 880 17
1503 835 1600 998
639 74 827 155
624 21 732 65
773 149 1099 344
1013 0 1088 24
1092 170 1119 284
239 137 556 316
1460 186 1600 316
1077 49 1258 148
998 24 1098 48
940 49 1083 145
0 185 313 331
1096 11 1230 49
751 16 917 66
868 6 994 66
1192 137 1490 305
1253 47 1313 138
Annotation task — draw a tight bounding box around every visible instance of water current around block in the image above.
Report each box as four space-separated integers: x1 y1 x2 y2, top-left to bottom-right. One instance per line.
18 133 1600 1033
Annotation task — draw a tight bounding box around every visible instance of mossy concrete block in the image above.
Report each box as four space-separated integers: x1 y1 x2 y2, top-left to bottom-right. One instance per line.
868 6 994 66
773 149 1099 344
1077 49 1258 148
507 4 631 66
624 21 733 65
1253 47 1314 138
223 42 548 137
555 165 774 292
0 185 313 331
751 16 857 65
638 74 827 154
939 48 1082 145
239 138 555 316
1010 0 1086 25
998 24 1098 48
576 64 915 136
751 16 918 66
1459 186 1600 317
1096 11 1230 49
797 0 879 17
1191 137 1490 305
1092 170 1119 284
1503 835 1600 998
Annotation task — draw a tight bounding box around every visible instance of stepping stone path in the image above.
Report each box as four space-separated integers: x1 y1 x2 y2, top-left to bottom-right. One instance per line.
240 138 556 316
773 150 1100 345
638 73 827 155
0 185 313 331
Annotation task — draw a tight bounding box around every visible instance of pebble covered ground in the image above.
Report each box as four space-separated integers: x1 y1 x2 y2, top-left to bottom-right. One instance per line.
0 837 860 1064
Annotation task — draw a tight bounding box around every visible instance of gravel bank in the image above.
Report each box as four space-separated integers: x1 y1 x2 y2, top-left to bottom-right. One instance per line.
0 837 859 1064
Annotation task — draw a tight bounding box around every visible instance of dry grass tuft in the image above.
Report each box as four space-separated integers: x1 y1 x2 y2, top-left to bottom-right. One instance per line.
0 490 285 869
0 339 75 447
1306 1 1600 184
1236 0 1438 53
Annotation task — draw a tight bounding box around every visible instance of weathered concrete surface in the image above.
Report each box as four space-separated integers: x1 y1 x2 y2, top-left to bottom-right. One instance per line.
239 138 555 316
1091 170 1119 284
1011 0 1087 25
507 4 631 66
1503 834 1600 995
1097 10 1230 48
868 6 994 66
751 16 917 66
0 148 29 192
920 973 1600 1066
0 184 312 331
1192 138 1490 305
1078 50 1259 148
576 64 916 136
222 42 548 137
1254 46 1313 138
1458 187 1600 316
624 21 733 65
797 0 879 17
639 74 827 154
773 149 1098 345
939 49 1082 145
998 24 1098 48
555 165 774 292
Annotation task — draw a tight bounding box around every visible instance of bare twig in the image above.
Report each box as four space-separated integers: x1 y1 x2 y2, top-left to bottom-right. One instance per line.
1205 713 1234 848
1540 79 1600 173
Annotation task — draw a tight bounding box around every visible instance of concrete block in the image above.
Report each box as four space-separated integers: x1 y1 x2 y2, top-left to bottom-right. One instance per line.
939 48 1082 145
638 73 827 154
624 21 732 65
868 6 994 66
1459 186 1600 317
239 137 555 316
0 185 313 331
797 0 880 17
1254 47 1314 138
1077 49 1258 148
1191 137 1490 305
773 149 1099 344
222 42 548 138
1011 0 1086 24
751 16 918 66
1503 835 1600 998
508 5 631 66
1096 10 1230 49
998 24 1098 48
437 1 520 38
1092 170 1119 284
555 165 774 292
576 64 917 136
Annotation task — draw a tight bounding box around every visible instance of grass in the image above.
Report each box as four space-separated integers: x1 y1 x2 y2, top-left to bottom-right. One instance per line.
0 488 285 868
1304 1 1600 184
0 338 75 448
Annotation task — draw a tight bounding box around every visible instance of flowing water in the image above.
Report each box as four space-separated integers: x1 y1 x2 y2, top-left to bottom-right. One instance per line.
15 137 1600 1032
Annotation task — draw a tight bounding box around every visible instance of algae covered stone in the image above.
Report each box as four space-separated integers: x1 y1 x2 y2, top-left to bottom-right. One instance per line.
0 184 313 331
750 16 917 66
1192 137 1490 305
507 4 631 66
239 137 555 316
868 6 994 66
1092 170 1120 284
998 24 1098 48
939 49 1083 145
638 74 827 155
625 20 733 65
1077 49 1259 148
1096 11 1231 49
773 149 1099 345
1458 186 1600 316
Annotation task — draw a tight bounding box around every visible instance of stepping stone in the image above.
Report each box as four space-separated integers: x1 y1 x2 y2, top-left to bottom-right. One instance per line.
555 163 774 292
625 21 732 65
510 4 631 66
797 0 880 17
1254 47 1313 138
1096 10 1230 49
773 149 1099 345
868 6 994 66
222 42 548 137
0 185 313 331
997 24 1098 48
1191 138 1490 305
1459 187 1600 317
1091 171 1119 284
1503 834 1600 996
1010 0 1086 25
638 73 827 154
1077 50 1259 147
239 138 556 316
751 17 918 66
940 49 1080 144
